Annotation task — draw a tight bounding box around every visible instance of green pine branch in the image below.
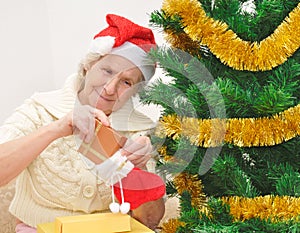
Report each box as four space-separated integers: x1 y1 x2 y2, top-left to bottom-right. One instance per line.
146 1 300 231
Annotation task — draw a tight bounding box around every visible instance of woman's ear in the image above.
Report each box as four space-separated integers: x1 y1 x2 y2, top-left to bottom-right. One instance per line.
83 63 90 71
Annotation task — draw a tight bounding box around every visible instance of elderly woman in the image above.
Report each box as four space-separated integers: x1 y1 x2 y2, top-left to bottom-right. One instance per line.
0 14 165 233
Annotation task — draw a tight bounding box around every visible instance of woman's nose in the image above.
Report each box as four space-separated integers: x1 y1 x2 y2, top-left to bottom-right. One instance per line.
103 75 119 95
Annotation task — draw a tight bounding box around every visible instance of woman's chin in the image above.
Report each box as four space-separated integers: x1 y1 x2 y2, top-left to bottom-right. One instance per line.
95 104 112 115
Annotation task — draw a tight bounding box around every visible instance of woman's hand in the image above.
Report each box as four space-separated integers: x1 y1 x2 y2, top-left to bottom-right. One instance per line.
57 104 110 143
72 104 110 143
121 136 154 169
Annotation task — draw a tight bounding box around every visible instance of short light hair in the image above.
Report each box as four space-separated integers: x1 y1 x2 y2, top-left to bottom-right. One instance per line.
76 52 102 92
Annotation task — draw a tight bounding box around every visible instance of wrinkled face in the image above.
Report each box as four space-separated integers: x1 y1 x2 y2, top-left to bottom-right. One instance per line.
78 54 143 115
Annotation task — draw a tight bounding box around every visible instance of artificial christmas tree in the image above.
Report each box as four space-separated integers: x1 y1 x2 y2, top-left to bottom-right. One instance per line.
141 0 300 232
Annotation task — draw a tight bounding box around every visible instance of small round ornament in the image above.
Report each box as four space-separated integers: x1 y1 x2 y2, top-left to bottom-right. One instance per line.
120 202 130 214
109 202 120 213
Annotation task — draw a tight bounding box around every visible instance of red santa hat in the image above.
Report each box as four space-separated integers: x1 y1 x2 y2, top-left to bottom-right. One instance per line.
89 14 157 82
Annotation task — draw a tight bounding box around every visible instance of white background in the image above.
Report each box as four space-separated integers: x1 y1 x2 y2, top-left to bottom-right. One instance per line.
0 0 164 124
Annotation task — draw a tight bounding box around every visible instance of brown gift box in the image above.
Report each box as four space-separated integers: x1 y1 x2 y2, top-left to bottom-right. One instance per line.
78 119 127 164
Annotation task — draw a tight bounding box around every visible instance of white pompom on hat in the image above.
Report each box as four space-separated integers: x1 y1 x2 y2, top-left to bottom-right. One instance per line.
88 14 157 82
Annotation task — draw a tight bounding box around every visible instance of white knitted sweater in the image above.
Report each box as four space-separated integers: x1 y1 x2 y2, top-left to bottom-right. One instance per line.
0 74 157 228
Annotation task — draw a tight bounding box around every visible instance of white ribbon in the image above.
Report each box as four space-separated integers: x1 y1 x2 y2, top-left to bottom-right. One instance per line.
95 150 134 186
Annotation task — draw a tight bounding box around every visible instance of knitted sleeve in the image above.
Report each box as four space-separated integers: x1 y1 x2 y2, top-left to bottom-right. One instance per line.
0 98 46 233
0 99 47 143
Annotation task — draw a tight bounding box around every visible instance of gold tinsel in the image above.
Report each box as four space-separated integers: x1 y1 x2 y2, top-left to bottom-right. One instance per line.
173 173 207 211
164 30 202 57
160 194 300 233
157 104 300 147
162 0 300 71
161 218 185 233
222 195 300 222
159 174 207 233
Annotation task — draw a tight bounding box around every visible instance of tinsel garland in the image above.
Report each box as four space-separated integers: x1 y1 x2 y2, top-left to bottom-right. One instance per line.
161 218 184 233
164 30 202 57
161 195 300 232
159 173 207 233
173 173 207 210
162 0 300 71
156 104 300 147
222 195 300 222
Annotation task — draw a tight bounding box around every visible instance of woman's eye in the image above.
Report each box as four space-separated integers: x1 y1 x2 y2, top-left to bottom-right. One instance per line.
122 79 133 87
102 68 112 75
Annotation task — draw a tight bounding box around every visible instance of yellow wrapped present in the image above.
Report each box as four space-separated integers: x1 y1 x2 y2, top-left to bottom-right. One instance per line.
37 212 154 233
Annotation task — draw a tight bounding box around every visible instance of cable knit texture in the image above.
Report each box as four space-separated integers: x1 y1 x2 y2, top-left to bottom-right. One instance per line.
0 74 157 231
0 179 16 233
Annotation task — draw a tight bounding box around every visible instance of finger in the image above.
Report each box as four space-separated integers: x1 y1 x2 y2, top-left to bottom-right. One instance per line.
74 121 89 136
127 152 152 162
128 154 151 168
88 107 110 126
122 147 152 160
126 142 153 157
73 114 95 143
122 137 152 155
84 116 96 143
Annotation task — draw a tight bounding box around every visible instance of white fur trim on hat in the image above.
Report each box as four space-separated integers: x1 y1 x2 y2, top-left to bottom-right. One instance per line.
88 38 155 81
111 42 155 82
88 36 115 55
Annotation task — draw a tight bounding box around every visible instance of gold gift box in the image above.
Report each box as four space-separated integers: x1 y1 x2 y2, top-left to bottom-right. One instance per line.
37 213 154 233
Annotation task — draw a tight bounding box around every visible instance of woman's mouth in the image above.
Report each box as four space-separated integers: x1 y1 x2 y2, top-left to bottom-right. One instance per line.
100 95 114 101
95 89 115 102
